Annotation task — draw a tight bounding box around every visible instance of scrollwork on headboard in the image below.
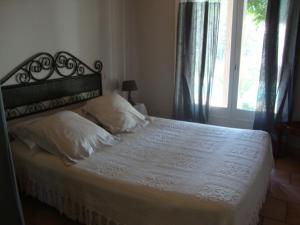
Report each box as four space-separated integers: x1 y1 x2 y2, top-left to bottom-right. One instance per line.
0 51 103 120
1 51 103 85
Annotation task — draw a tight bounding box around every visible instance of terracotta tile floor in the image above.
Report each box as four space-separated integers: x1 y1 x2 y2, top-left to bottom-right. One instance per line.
259 156 300 225
22 156 300 225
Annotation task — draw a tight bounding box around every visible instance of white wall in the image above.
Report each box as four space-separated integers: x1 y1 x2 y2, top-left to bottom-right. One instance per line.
123 0 140 101
0 0 177 118
125 0 177 118
0 0 125 92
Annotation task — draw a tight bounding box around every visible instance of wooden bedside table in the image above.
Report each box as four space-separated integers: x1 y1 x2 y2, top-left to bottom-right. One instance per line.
276 121 300 156
134 103 148 115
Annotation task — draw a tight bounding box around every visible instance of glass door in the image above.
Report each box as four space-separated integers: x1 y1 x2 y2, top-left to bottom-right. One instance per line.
208 0 268 129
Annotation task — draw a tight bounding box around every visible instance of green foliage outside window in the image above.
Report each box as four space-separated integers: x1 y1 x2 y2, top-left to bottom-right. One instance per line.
247 0 268 25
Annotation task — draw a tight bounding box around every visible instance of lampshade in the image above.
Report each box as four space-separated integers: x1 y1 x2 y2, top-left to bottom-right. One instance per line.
122 80 138 92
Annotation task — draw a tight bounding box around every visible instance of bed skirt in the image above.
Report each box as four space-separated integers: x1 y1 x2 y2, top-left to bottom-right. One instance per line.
18 175 122 225
18 173 269 225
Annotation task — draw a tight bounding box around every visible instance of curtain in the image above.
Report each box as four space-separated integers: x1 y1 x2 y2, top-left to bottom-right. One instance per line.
254 0 300 132
174 0 220 123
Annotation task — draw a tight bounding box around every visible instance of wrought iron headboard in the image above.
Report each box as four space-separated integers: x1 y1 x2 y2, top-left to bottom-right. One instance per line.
0 51 103 120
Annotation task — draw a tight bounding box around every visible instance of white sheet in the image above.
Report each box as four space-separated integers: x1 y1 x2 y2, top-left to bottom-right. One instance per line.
11 117 273 225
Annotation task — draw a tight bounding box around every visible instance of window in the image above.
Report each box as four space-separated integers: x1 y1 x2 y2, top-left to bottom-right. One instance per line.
237 0 266 111
210 0 233 108
209 0 269 127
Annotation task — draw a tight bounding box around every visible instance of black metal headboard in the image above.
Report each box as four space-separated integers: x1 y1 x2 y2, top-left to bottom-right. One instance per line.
0 51 103 120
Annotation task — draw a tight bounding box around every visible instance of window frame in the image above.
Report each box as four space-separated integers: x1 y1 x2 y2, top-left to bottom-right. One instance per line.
208 0 257 129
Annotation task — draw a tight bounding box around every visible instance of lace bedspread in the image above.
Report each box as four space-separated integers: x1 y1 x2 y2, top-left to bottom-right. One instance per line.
12 117 273 225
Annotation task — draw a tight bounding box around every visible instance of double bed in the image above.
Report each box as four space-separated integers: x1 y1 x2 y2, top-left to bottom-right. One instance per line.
1 51 273 225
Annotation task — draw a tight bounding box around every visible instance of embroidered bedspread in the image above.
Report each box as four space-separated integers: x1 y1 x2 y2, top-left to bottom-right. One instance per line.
12 117 273 225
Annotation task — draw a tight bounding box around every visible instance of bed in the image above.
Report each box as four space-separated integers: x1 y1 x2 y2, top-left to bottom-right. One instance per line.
1 51 274 225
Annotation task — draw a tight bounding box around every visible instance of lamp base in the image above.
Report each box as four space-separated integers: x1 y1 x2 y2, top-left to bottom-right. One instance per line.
127 91 136 106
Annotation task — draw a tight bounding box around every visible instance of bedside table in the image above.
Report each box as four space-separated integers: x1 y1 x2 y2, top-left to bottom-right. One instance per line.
134 103 148 115
276 121 300 156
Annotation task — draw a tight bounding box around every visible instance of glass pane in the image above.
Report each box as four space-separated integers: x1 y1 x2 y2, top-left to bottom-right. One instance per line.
210 0 233 108
237 0 267 111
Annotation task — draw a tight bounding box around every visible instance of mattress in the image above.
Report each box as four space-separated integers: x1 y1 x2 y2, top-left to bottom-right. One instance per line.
11 117 273 225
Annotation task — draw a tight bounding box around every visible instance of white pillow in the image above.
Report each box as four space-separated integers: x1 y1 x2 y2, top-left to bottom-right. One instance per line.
12 111 119 164
71 107 99 124
83 93 149 134
10 117 41 149
10 108 99 149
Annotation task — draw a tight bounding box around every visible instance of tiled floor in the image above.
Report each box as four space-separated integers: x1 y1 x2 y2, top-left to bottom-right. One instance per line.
22 156 300 225
21 196 80 225
259 156 300 225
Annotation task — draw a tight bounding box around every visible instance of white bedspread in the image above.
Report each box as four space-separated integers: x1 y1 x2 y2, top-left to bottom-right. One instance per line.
12 117 273 225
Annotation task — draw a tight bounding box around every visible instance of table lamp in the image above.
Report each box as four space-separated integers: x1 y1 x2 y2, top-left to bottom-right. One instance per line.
122 80 137 105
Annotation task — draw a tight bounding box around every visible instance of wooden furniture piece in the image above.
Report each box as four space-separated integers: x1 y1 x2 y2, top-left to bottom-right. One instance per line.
0 87 25 225
277 121 300 156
